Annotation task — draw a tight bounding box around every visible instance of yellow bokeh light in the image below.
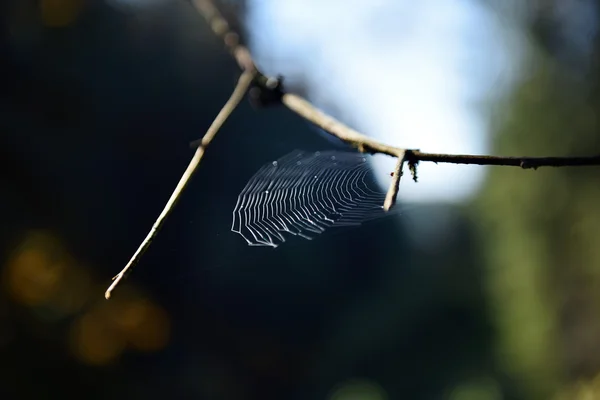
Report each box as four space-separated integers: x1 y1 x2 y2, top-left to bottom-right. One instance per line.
112 299 170 353
5 231 170 366
70 310 126 366
4 231 93 318
68 288 170 365
5 232 68 306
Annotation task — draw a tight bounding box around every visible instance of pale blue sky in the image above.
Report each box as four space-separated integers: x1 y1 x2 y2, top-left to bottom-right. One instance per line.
245 0 527 203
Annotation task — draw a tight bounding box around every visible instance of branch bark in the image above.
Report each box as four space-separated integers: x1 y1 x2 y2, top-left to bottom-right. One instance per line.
404 151 600 168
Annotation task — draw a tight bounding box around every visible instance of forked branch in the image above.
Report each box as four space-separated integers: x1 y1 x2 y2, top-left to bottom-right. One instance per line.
104 0 600 298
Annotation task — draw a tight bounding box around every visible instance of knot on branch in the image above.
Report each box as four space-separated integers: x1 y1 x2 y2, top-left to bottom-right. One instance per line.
404 150 420 182
189 139 202 149
519 160 539 170
408 160 419 182
249 74 284 108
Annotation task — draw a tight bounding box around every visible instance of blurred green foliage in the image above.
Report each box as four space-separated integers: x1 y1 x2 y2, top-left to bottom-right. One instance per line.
476 43 600 399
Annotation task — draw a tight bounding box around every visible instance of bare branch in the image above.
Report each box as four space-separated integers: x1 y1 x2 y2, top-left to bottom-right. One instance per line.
405 150 600 169
383 155 406 211
105 69 255 299
192 0 255 72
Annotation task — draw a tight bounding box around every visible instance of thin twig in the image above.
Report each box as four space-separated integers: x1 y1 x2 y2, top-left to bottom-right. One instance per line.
383 155 406 211
405 150 600 168
105 69 255 299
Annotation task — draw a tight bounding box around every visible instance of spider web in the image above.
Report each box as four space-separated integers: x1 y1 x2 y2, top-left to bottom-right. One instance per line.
231 149 395 247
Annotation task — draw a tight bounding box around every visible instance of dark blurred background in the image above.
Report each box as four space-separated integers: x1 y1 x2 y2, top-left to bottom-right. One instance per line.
1 1 600 399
